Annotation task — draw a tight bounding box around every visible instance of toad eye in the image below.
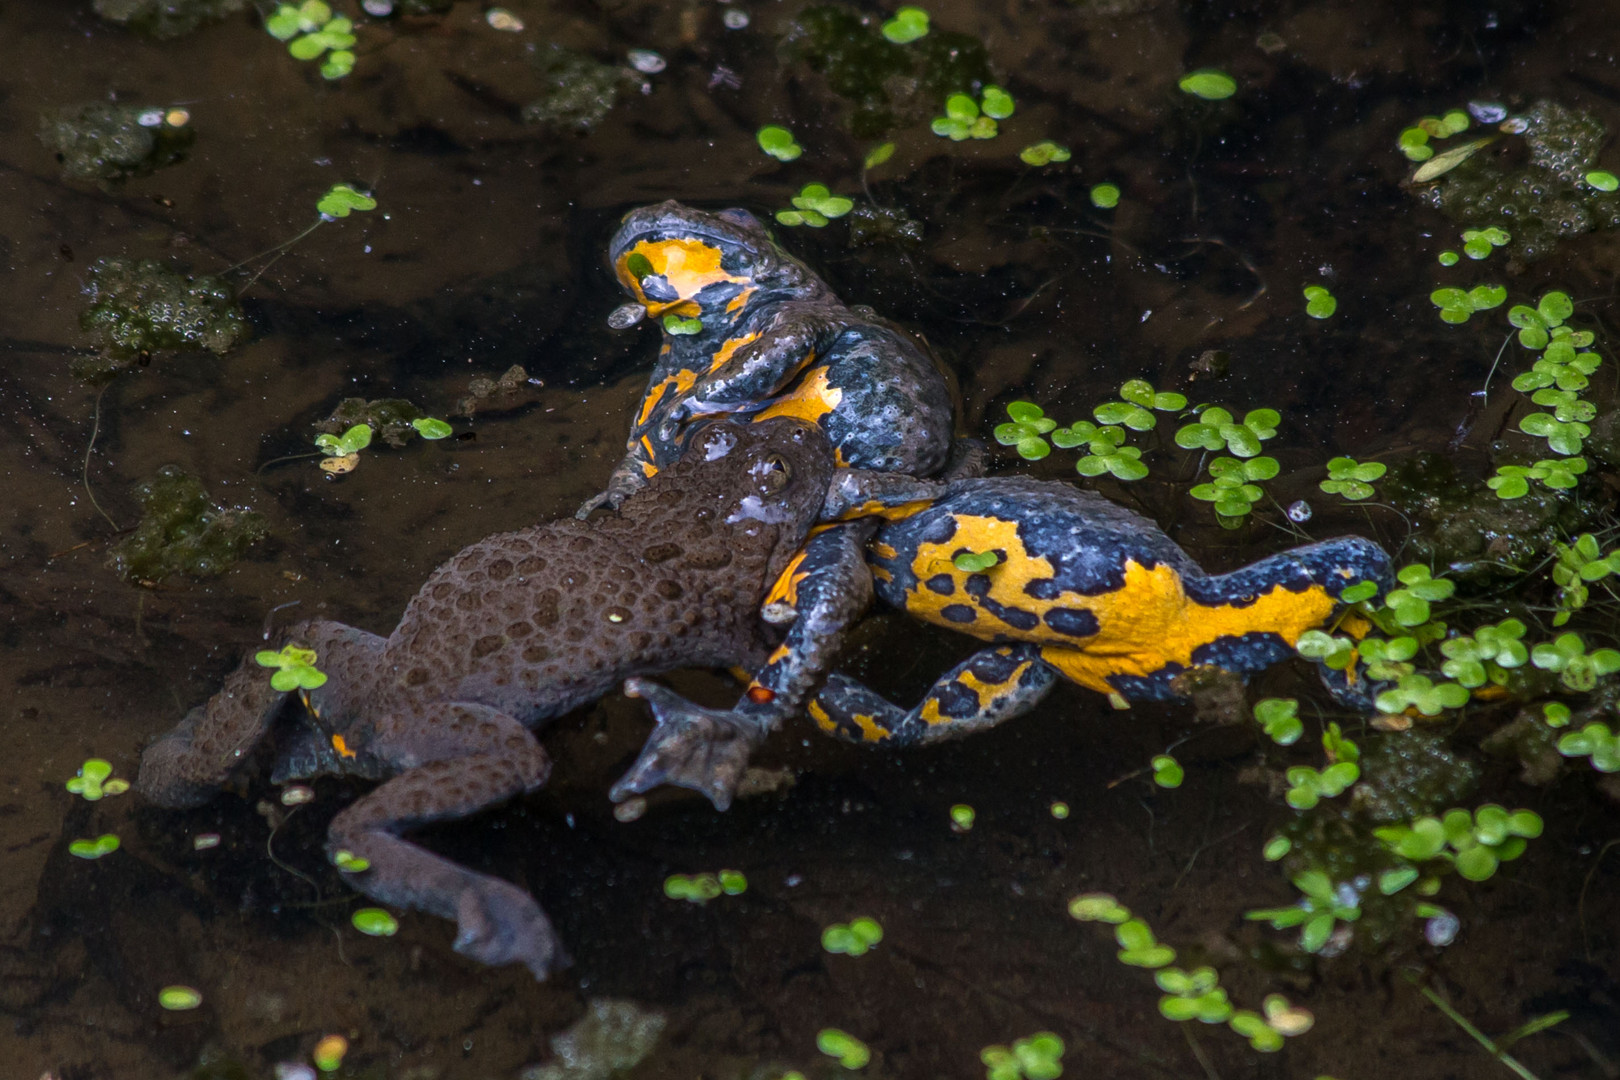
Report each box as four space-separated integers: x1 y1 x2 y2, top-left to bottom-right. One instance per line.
750 453 791 495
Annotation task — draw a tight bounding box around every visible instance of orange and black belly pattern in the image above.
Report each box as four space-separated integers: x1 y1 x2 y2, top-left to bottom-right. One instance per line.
865 477 1393 701
607 202 954 488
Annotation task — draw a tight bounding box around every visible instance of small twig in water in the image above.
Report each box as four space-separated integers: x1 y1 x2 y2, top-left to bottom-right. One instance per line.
1406 971 1550 1080
83 382 121 530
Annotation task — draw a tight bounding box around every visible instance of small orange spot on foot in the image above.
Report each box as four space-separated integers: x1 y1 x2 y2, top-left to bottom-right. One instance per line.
747 685 776 704
331 734 357 759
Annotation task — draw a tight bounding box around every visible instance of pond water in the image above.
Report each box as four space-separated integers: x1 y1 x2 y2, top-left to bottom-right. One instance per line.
3 1 1619 1077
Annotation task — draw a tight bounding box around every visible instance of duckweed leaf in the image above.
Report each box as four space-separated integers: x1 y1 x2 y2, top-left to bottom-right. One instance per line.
1068 892 1131 923
980 85 1015 120
863 141 895 170
953 550 1001 573
1178 69 1236 100
1151 754 1183 788
880 5 929 43
254 644 328 692
158 985 203 1010
1254 698 1302 746
411 417 453 440
816 1029 871 1070
756 125 802 162
1558 722 1620 771
316 183 376 219
351 907 399 935
66 758 116 801
1303 285 1337 318
69 834 121 859
1019 140 1071 166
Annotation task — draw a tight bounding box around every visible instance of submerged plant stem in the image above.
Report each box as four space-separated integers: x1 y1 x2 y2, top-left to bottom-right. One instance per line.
1408 974 1545 1080
83 382 120 530
227 218 326 292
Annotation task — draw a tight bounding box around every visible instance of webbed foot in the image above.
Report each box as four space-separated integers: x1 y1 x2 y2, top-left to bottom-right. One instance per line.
454 878 569 980
575 488 621 519
611 678 767 811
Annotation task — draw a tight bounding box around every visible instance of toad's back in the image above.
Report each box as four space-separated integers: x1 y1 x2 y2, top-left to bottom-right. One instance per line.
383 495 770 723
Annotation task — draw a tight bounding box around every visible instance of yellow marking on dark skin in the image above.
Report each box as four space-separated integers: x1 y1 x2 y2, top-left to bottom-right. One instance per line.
725 286 756 314
638 434 659 478
635 369 699 429
852 713 892 742
754 366 844 425
707 331 762 373
902 515 1337 694
635 380 670 428
836 500 935 524
1337 612 1373 640
764 550 810 608
916 664 1026 727
872 565 893 583
617 238 749 316
332 734 357 759
871 541 898 560
946 662 1034 719
808 699 838 733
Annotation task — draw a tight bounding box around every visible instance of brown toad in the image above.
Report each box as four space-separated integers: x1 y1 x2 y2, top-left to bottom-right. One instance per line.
136 417 834 978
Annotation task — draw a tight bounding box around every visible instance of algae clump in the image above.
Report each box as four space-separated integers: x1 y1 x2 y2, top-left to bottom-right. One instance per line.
109 466 267 585
520 998 666 1080
522 46 637 132
1415 100 1620 263
1383 451 1595 581
39 103 194 182
781 3 993 138
76 257 246 383
92 0 248 39
315 398 428 449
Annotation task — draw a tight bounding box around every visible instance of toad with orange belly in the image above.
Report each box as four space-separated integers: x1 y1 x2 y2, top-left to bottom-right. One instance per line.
579 200 955 516
614 473 1393 798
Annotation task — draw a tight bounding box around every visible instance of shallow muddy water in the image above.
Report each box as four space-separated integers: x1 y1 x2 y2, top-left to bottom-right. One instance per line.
2 1 1619 1077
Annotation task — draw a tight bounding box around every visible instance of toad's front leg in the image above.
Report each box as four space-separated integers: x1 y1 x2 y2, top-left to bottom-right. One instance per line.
611 521 877 810
327 701 561 979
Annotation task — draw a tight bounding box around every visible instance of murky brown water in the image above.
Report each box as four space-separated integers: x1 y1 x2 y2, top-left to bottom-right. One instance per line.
3 1 1619 1077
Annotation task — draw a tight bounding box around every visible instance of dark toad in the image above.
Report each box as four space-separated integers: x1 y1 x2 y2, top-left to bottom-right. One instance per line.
136 417 835 979
613 473 1394 798
580 200 955 515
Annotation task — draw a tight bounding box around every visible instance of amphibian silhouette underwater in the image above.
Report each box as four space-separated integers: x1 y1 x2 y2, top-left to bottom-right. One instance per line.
138 417 834 978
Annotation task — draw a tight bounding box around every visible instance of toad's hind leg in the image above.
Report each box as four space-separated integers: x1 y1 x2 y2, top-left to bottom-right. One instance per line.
1192 536 1394 608
137 619 376 808
810 644 1059 747
327 702 560 979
